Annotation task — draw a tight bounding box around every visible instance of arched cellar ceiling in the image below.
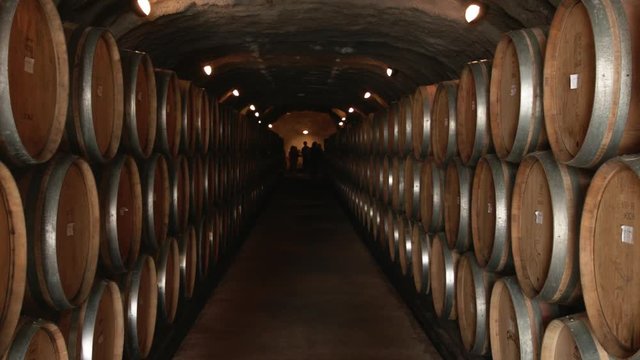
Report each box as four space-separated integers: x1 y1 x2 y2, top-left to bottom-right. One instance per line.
60 0 557 122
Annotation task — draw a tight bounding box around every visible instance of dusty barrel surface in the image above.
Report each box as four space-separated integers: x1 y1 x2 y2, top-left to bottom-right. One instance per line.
121 49 157 159
429 233 459 320
96 155 142 275
5 318 68 360
456 60 493 166
154 69 182 157
0 0 68 166
444 158 473 252
168 155 189 235
543 0 640 168
58 280 124 360
403 156 421 221
419 158 445 232
490 28 548 162
512 151 590 304
18 155 99 311
489 277 560 360
456 253 496 356
431 80 459 165
412 85 437 159
179 226 197 300
156 237 180 324
580 155 640 357
411 225 431 294
140 153 169 253
120 255 157 359
471 154 516 273
541 313 611 360
64 25 123 163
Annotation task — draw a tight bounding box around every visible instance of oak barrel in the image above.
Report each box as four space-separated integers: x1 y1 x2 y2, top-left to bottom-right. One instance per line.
58 280 124 360
397 96 413 155
541 313 611 360
430 233 459 320
156 237 180 324
387 103 399 155
120 255 157 359
419 158 444 232
398 217 413 276
381 155 392 206
64 25 123 163
121 49 157 159
403 156 421 221
471 154 515 272
444 158 473 252
431 80 459 165
168 155 189 235
376 110 389 155
197 216 214 279
455 253 496 355
456 60 493 166
391 156 405 212
0 0 68 166
489 277 560 360
580 154 640 357
179 226 197 300
411 225 431 294
199 91 210 154
189 155 205 222
512 151 590 304
140 153 169 254
179 81 202 155
154 69 182 157
388 211 403 262
490 28 548 162
18 154 99 311
96 155 142 275
412 85 437 159
4 318 68 360
543 0 640 168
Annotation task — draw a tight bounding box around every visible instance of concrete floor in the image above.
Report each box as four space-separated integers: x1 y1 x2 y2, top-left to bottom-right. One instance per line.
174 177 442 360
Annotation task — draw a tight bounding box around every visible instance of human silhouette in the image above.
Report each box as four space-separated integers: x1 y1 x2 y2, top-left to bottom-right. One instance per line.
301 141 311 172
288 145 299 172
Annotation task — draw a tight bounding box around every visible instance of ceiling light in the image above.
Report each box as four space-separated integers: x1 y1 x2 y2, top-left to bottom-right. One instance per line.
465 3 484 23
255 112 260 117
348 107 355 113
249 104 256 111
386 68 394 77
268 124 273 128
232 89 240 97
339 121 344 127
258 120 262 124
203 65 212 76
134 0 151 16
364 92 371 99
341 117 346 121
303 130 309 135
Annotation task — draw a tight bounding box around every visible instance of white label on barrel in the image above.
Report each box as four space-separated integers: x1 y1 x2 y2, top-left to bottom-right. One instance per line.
209 231 214 241
535 210 543 224
621 225 634 244
119 207 128 216
510 84 517 96
66 223 75 236
24 57 35 74
570 74 579 90
487 202 493 214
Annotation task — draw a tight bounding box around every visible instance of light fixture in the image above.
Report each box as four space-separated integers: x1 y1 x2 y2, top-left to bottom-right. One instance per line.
203 65 212 76
258 120 262 124
364 92 372 99
465 3 484 23
386 68 394 77
255 112 260 117
249 104 256 111
134 0 151 16
232 89 240 97
348 107 355 113
339 121 344 127
341 117 346 121
268 124 273 129
303 130 309 135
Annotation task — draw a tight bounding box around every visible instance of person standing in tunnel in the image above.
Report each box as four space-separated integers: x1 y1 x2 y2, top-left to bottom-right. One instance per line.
288 145 299 172
301 141 311 172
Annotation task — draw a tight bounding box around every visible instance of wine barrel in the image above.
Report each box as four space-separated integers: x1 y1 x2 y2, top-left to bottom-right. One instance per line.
456 253 496 355
18 155 99 311
419 158 445 232
0 0 68 166
381 207 393 250
541 313 611 360
431 81 459 165
121 49 157 159
367 156 376 197
382 155 392 205
490 28 548 162
189 155 204 222
512 151 590 304
403 156 421 221
412 85 437 159
430 233 459 320
208 155 219 207
168 155 189 235
444 159 473 252
156 237 180 324
370 201 382 244
179 81 202 155
457 60 493 166
96 155 142 275
179 226 197 300
0 162 26 356
397 96 413 155
471 154 516 272
120 255 157 359
544 0 640 168
411 225 431 294
489 277 560 360
154 69 182 157
197 217 214 280
387 103 399 155
388 212 404 262
209 96 219 152
64 25 123 163
200 91 211 154
391 156 405 212
3 318 68 360
398 217 413 276
376 110 389 155
580 155 640 357
140 153 169 253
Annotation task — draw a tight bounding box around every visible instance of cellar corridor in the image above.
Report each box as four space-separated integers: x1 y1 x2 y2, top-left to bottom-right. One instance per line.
173 175 441 360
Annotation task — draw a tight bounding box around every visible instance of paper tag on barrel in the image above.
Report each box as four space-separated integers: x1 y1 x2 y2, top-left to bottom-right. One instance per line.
621 225 634 245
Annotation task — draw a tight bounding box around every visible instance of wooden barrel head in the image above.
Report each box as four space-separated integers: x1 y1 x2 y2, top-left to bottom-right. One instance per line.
444 161 461 249
471 158 496 266
152 155 169 249
412 85 437 159
91 282 123 360
158 237 180 323
200 90 210 153
6 319 68 360
420 158 444 232
492 34 521 154
133 52 156 157
154 69 182 157
489 279 521 359
116 157 141 267
456 255 477 351
180 226 197 299
541 313 610 360
429 233 458 320
124 255 158 358
411 227 430 293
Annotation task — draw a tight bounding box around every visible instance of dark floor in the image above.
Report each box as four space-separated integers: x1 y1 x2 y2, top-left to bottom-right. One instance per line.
174 177 442 360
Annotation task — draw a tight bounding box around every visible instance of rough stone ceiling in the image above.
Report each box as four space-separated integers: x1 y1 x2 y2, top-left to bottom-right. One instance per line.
59 0 557 122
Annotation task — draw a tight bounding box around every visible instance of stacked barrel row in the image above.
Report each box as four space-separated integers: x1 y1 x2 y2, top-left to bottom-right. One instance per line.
328 0 640 359
0 0 283 359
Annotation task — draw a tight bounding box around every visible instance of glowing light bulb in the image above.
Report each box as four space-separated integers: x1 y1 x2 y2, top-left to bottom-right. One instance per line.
339 121 344 127
386 68 394 77
465 4 482 23
341 117 346 121
364 92 371 99
258 120 262 124
136 0 151 16
232 89 240 97
203 65 212 76
303 130 309 135
249 104 256 111
348 107 355 113
268 124 273 128
255 112 260 117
